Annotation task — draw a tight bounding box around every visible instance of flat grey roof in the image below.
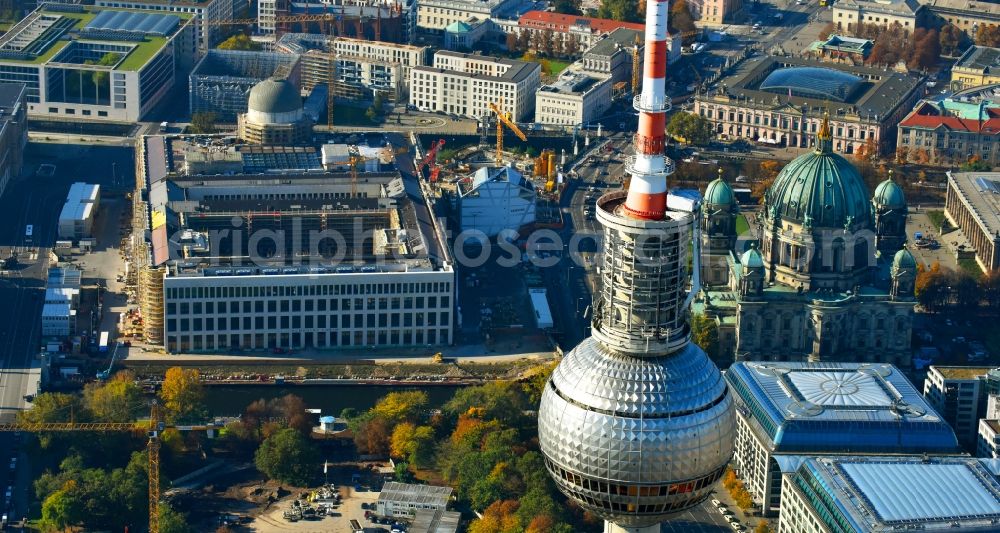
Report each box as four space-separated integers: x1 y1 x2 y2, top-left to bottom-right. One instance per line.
378 482 452 508
585 27 642 58
947 172 1000 242
956 46 1000 75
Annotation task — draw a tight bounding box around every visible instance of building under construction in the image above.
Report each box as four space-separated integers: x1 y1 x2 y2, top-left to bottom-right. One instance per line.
189 50 301 120
132 134 455 353
260 1 406 43
276 33 428 103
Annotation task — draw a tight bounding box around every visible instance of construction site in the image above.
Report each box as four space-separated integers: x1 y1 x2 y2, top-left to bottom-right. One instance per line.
189 50 302 121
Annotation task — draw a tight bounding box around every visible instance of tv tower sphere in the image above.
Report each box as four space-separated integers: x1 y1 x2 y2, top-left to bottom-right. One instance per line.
536 0 734 531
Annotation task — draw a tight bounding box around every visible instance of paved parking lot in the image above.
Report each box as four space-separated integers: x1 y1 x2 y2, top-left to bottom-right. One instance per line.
249 486 381 533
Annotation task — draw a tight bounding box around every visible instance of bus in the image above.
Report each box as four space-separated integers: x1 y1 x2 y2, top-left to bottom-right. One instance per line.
98 331 109 353
24 225 32 239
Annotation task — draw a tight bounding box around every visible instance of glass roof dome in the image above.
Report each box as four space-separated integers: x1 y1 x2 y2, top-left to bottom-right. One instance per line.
760 67 864 102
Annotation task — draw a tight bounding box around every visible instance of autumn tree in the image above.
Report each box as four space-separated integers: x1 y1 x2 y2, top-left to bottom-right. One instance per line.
670 0 697 42
756 522 773 533
159 367 206 423
691 313 719 359
854 137 878 164
83 371 144 423
915 262 950 312
372 390 429 423
390 422 436 468
909 28 940 70
189 112 217 134
911 148 930 165
977 24 1000 48
961 155 992 171
895 146 909 165
751 160 781 203
217 33 261 51
939 24 962 56
819 22 836 41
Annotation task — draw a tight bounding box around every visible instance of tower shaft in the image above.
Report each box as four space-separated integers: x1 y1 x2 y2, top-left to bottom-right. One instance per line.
625 0 672 220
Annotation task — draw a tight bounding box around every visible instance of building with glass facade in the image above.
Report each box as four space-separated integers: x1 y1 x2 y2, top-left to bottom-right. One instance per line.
727 361 961 516
0 5 195 123
779 456 1000 532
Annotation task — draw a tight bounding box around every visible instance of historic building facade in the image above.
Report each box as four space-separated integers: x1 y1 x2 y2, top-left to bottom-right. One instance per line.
696 118 917 365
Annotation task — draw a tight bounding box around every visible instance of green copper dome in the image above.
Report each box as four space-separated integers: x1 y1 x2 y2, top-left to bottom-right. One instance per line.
892 247 917 271
764 123 872 230
740 245 764 269
705 177 736 206
873 178 906 210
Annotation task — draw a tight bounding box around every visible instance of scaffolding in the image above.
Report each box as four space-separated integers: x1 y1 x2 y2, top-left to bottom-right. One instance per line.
189 50 301 121
138 266 165 345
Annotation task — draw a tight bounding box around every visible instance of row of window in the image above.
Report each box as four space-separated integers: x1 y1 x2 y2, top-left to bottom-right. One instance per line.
700 107 876 139
165 281 452 299
165 327 450 352
167 311 450 332
168 295 449 315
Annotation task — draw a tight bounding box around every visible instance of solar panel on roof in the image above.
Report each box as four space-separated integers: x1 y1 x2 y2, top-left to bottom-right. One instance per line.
84 11 179 36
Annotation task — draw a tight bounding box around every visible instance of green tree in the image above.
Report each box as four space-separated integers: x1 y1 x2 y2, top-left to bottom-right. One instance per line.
596 0 642 22
690 313 719 359
159 367 206 423
255 428 320 486
667 111 713 145
84 372 144 423
552 0 581 15
40 483 85 532
217 33 261 51
159 503 193 533
961 155 992 171
443 381 527 425
189 112 217 134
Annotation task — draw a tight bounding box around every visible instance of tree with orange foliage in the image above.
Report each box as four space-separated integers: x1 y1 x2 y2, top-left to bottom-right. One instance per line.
751 160 781 203
895 146 908 165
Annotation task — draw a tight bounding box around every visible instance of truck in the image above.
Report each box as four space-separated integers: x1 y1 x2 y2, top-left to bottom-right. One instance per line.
98 331 109 353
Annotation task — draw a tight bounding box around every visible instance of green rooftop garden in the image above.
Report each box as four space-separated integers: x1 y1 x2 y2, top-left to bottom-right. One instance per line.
3 8 188 70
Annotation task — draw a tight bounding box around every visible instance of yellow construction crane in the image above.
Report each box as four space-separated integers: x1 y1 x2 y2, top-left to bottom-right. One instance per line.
488 99 527 166
0 402 165 532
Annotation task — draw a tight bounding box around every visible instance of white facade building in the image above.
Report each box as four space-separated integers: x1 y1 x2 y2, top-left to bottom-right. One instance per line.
0 6 194 123
409 51 540 121
924 366 995 450
415 0 519 32
162 268 454 353
376 482 452 520
535 69 612 126
58 183 100 240
41 303 75 337
458 166 537 239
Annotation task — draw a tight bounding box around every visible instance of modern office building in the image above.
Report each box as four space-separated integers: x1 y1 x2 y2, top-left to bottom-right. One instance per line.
924 366 997 450
132 134 455 353
944 172 1000 272
376 482 452 520
237 78 311 145
897 86 1000 167
94 0 235 51
457 165 536 238
951 46 1000 90
832 0 925 32
0 83 26 199
978 417 1000 458
0 5 195 123
695 121 916 363
275 34 428 102
727 361 962 517
779 456 1000 532
415 0 520 33
409 51 540 122
693 55 925 154
535 69 612 126
189 50 301 121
